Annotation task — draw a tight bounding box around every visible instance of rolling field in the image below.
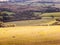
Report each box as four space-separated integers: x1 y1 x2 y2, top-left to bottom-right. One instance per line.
5 19 56 26
34 12 60 17
1 2 60 45
0 12 60 45
0 26 60 45
5 12 60 26
41 12 60 17
2 11 15 15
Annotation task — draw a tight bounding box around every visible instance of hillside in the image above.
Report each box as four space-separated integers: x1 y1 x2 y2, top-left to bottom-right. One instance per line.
0 2 60 26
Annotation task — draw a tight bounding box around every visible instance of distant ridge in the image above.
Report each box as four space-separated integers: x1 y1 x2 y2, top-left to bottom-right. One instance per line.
8 0 30 2
0 0 60 4
5 0 60 4
36 1 60 4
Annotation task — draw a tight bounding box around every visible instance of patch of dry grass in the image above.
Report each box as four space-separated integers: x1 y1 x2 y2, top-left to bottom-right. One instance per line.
0 26 60 45
5 19 55 26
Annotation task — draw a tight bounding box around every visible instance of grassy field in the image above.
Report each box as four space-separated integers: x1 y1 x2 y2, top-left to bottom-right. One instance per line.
0 26 60 45
34 12 60 17
2 11 15 15
41 12 60 17
5 19 56 26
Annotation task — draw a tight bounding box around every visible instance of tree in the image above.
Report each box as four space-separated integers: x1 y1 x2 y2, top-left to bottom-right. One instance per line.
2 13 9 22
0 11 3 22
16 10 35 20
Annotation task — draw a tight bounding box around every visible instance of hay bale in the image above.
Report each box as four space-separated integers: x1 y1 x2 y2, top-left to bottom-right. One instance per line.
6 24 16 27
0 23 16 27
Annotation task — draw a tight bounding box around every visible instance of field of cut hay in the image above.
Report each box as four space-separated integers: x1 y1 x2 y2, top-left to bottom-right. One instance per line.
0 26 60 45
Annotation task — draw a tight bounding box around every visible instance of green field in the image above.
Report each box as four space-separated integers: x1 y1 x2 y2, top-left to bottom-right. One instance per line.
2 11 15 15
41 12 60 17
34 12 60 17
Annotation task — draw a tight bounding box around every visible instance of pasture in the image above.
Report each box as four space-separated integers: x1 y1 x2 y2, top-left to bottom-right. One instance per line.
5 19 56 26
